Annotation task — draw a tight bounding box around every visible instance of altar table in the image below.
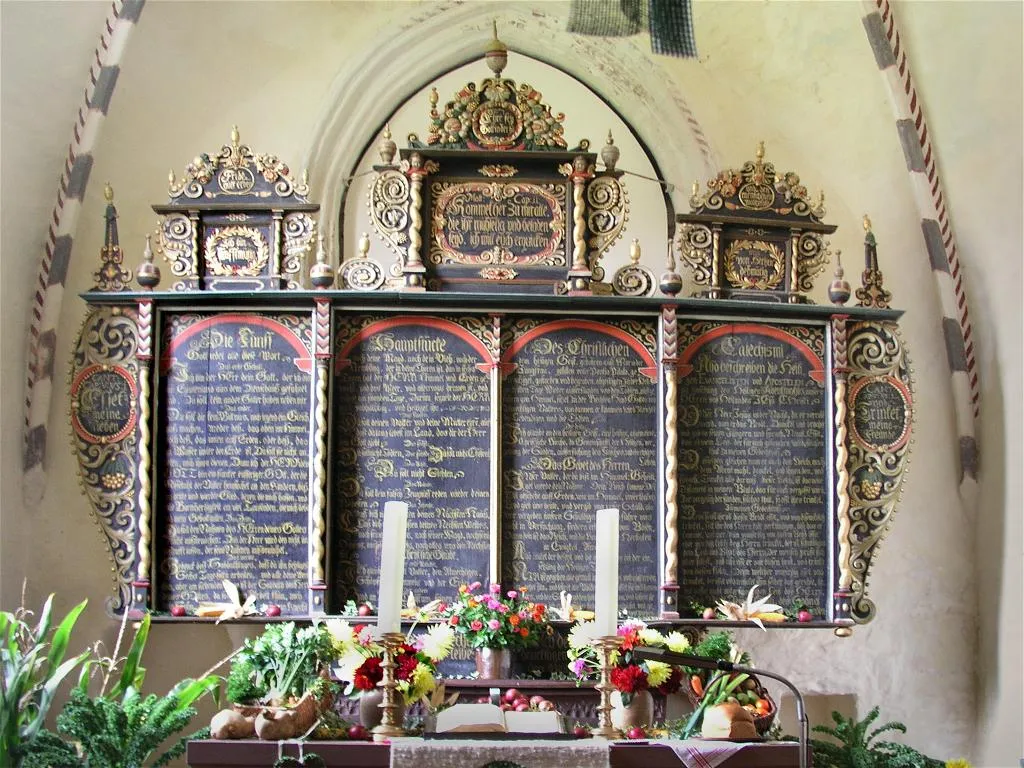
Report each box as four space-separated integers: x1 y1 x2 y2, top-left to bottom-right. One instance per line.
187 738 803 768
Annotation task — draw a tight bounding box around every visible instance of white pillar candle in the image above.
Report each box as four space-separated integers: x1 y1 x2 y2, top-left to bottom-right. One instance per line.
376 501 409 634
594 508 620 637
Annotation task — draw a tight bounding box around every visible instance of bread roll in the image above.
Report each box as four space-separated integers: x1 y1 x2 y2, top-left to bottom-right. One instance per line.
701 702 758 740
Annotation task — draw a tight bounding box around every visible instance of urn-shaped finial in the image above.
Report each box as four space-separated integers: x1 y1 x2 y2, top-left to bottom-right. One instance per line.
601 131 620 172
828 250 851 306
309 229 336 289
378 124 397 166
484 20 508 77
137 234 161 290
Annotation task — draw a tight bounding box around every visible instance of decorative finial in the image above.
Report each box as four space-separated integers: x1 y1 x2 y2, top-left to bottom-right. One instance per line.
301 169 309 187
600 131 619 172
484 20 508 77
93 185 132 291
309 227 336 289
168 169 176 186
756 141 765 161
429 88 439 109
231 125 240 147
358 232 371 260
828 249 851 306
692 180 699 197
659 240 683 297
378 123 397 165
856 216 891 309
104 182 114 202
629 238 641 264
136 233 161 290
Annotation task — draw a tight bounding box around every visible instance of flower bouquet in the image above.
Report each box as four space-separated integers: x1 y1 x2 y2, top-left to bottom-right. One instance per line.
328 619 455 705
442 582 548 650
566 619 691 705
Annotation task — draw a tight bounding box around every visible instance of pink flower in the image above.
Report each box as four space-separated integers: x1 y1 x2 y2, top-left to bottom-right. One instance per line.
507 590 518 599
488 619 501 630
489 583 501 593
486 598 500 610
471 620 484 631
570 658 588 678
469 581 481 591
519 610 529 619
497 604 509 613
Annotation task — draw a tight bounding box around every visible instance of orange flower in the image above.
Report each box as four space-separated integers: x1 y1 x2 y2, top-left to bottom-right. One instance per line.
468 598 479 608
519 627 529 637
509 614 521 627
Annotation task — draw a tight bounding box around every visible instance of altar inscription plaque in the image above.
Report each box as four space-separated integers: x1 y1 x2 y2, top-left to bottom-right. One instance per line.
500 318 659 614
676 321 829 615
156 313 314 614
331 315 492 609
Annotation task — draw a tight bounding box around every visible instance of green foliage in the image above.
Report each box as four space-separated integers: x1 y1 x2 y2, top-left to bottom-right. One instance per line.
804 706 945 768
20 612 220 768
1 594 89 767
686 631 733 672
226 622 334 705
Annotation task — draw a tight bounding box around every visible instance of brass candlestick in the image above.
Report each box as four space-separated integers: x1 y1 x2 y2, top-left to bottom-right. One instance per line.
591 634 624 738
371 631 407 742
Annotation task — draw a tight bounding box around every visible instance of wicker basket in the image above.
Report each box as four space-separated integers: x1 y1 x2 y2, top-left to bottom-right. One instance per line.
687 673 776 737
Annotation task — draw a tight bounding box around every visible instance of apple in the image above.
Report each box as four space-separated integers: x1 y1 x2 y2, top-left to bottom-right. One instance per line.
170 606 186 617
702 607 716 620
357 602 372 617
476 696 490 704
503 688 521 703
347 724 369 740
573 725 590 738
265 604 282 617
500 702 512 711
529 695 546 708
626 726 646 740
515 703 530 712
798 609 813 623
537 700 555 711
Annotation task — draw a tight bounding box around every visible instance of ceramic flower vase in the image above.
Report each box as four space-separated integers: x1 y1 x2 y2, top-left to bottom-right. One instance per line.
610 689 654 731
474 646 511 680
358 688 406 730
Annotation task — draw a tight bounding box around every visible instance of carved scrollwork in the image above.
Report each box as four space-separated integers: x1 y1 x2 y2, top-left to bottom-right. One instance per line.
282 212 315 276
674 223 713 285
844 321 913 623
796 232 830 293
69 308 140 614
368 169 411 260
611 262 654 297
585 175 629 266
339 259 386 291
158 214 196 281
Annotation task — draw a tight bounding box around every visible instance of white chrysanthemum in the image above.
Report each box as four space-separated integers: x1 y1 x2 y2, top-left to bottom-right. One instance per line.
567 620 602 649
644 660 671 688
419 623 456 662
324 618 355 647
665 631 691 653
334 648 369 685
638 628 665 647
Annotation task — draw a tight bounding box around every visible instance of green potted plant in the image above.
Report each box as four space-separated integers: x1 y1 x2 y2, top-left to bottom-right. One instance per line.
1 593 89 767
220 621 336 740
18 611 220 768
804 706 947 768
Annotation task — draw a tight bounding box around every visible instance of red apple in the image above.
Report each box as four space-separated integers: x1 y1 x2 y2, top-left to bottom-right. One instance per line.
797 609 813 623
347 724 368 740
626 726 646 740
573 725 590 738
170 606 186 617
515 702 530 712
357 602 372 617
500 702 512 711
265 604 282 617
702 607 716 620
503 688 521 703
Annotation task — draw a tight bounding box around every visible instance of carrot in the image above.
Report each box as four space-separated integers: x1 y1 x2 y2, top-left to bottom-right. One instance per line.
690 675 704 697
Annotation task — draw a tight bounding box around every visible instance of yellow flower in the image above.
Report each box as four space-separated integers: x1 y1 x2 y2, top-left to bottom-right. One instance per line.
645 660 672 688
405 662 437 704
945 760 971 768
638 628 665 647
665 631 691 653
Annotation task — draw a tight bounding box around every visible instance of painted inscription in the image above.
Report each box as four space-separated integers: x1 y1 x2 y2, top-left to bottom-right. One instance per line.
71 365 137 444
850 376 912 452
331 316 492 608
501 319 659 614
677 322 829 615
157 313 313 614
431 182 565 266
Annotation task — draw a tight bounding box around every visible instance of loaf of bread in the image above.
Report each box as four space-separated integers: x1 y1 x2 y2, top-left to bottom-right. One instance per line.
700 702 758 740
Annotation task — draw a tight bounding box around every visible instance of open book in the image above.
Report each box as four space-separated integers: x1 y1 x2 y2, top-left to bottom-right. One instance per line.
432 703 566 735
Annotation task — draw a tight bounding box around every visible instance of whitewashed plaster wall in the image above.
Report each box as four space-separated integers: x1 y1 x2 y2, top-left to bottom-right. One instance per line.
1 2 1020 764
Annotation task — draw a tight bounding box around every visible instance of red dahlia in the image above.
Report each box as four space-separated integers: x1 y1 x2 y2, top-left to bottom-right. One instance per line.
610 664 649 694
353 656 383 691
